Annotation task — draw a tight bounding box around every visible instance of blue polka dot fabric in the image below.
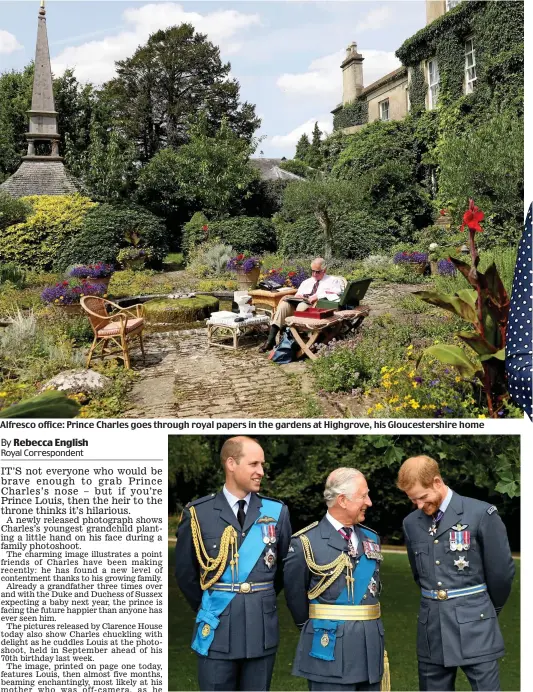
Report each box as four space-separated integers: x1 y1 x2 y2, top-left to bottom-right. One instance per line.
506 203 533 419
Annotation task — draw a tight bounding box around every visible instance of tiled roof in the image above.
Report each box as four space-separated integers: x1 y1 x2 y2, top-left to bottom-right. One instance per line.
250 158 304 181
0 161 79 198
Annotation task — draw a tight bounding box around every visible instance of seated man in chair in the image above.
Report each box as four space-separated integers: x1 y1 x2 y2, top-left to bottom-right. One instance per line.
259 257 344 353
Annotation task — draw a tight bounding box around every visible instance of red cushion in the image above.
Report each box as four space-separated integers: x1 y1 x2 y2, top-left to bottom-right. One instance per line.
97 317 144 337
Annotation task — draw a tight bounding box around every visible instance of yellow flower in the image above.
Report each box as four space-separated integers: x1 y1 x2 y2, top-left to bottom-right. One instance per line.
382 381 392 389
412 381 419 388
404 395 411 400
389 396 399 404
367 407 374 415
441 401 448 406
381 366 388 374
410 400 420 409
0 392 7 397
409 370 415 378
478 414 487 419
375 403 384 411
428 404 436 410
455 376 461 383
393 380 399 385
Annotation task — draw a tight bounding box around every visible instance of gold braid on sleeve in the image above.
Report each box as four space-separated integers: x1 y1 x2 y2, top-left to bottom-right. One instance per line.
300 535 355 602
189 506 239 590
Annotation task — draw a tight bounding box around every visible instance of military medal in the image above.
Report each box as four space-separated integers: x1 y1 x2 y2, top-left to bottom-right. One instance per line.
368 576 378 597
347 543 357 558
462 530 471 551
454 556 469 571
363 540 383 561
449 532 457 551
264 548 276 569
451 523 468 531
456 530 463 551
268 524 277 544
429 522 438 536
262 526 270 544
321 633 330 648
201 623 211 637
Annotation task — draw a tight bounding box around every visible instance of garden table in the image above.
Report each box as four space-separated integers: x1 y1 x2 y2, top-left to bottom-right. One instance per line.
248 288 297 316
206 313 270 350
285 306 370 360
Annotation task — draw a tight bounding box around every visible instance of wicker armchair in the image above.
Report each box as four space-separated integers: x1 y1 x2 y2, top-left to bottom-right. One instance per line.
80 296 146 369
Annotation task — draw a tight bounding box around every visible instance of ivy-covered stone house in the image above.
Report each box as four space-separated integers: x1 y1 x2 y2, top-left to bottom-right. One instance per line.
332 0 524 133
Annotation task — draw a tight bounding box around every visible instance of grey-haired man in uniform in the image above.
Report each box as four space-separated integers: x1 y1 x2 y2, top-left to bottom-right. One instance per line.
284 468 386 691
398 455 515 691
175 436 292 691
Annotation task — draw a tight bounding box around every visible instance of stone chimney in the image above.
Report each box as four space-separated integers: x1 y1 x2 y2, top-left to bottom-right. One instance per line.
341 42 364 105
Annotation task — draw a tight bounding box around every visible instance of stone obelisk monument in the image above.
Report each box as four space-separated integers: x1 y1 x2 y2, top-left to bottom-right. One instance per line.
0 0 78 197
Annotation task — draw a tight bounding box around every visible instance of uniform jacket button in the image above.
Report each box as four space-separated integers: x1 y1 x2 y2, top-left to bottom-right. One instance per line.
435 560 440 565
434 539 439 544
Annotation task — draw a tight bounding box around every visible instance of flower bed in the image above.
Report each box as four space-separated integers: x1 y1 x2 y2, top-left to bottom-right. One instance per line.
41 280 106 306
261 267 309 289
69 263 114 279
226 254 260 272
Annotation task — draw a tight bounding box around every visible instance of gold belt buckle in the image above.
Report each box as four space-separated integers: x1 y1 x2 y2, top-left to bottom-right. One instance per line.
436 589 448 601
239 582 251 594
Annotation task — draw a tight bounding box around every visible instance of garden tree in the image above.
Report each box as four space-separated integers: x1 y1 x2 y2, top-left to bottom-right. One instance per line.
436 112 523 242
304 121 324 169
66 116 138 200
278 159 312 179
136 114 259 225
280 177 359 259
103 23 260 162
0 64 34 179
168 435 520 547
294 133 311 161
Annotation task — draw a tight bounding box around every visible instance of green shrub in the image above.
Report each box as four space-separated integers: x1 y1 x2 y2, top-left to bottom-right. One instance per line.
107 269 174 298
0 192 31 231
57 203 168 269
181 212 209 258
197 278 238 292
0 262 26 289
144 296 219 323
202 243 234 276
278 159 312 178
274 211 386 260
0 194 96 270
163 253 185 270
207 216 276 255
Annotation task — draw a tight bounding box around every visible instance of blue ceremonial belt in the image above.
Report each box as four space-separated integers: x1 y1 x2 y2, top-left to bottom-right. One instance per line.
422 583 487 601
309 527 377 662
192 498 282 656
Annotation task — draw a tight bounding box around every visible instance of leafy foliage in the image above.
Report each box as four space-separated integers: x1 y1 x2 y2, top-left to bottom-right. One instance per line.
0 191 31 231
333 99 368 130
278 159 312 179
207 216 276 255
0 194 96 270
181 212 210 258
57 203 168 269
294 133 311 161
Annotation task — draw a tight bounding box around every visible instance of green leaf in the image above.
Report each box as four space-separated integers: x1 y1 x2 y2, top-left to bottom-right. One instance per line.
413 291 478 323
0 391 81 418
494 480 519 498
419 344 482 378
457 332 498 356
479 348 506 362
456 289 478 310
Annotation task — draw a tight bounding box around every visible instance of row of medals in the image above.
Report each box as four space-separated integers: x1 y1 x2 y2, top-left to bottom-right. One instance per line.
262 525 276 569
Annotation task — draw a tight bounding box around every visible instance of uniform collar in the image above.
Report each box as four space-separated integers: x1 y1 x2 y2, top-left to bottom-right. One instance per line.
223 485 251 512
325 511 353 533
439 487 453 513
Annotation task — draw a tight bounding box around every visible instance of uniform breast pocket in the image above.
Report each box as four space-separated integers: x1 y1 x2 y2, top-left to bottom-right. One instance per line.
412 542 429 577
203 534 222 558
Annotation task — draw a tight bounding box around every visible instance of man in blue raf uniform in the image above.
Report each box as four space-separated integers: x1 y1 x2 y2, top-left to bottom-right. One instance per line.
397 456 515 691
284 468 388 691
175 436 292 691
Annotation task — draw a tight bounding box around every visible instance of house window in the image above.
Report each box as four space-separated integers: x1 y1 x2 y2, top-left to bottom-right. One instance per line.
379 99 389 121
465 37 477 93
427 58 440 109
446 0 461 10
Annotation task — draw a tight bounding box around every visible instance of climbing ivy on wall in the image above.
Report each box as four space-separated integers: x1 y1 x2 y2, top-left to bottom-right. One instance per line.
332 99 368 131
408 66 427 114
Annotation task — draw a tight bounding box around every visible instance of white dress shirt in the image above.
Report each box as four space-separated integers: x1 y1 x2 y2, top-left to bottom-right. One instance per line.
326 511 359 553
223 485 251 517
298 274 345 302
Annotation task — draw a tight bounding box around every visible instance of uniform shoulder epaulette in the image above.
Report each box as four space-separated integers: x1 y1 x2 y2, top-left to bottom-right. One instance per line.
358 522 379 538
486 505 498 515
257 493 283 504
186 493 216 508
292 521 319 538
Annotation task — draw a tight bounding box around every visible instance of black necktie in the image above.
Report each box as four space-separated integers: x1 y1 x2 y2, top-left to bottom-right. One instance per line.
237 499 246 528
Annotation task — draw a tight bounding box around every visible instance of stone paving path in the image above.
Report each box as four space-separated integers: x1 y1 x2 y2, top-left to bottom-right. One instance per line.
124 283 422 418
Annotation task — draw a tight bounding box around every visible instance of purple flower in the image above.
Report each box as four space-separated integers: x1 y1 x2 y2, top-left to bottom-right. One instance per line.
41 280 106 305
413 376 423 384
227 255 260 272
69 263 114 279
289 268 309 288
443 406 454 414
429 379 440 387
393 251 428 265
437 259 457 276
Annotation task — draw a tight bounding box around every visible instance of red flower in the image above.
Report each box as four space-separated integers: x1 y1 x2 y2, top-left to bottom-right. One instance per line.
62 281 68 286
439 209 447 216
460 199 484 233
288 271 296 277
237 253 244 260
202 225 208 232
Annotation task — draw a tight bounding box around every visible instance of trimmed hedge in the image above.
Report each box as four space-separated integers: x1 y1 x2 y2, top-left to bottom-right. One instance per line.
206 216 276 255
57 203 168 269
0 194 96 270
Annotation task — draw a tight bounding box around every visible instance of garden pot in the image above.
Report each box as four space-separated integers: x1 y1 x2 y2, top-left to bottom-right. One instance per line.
123 257 147 271
55 304 82 315
81 276 111 289
409 262 428 275
236 267 260 290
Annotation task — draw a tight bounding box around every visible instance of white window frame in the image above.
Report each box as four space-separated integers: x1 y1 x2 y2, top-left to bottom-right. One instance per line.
446 0 461 10
379 98 390 121
464 37 477 93
427 58 440 110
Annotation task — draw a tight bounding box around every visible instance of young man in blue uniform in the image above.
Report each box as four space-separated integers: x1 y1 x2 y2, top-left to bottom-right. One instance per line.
175 436 292 691
284 467 387 691
398 455 515 691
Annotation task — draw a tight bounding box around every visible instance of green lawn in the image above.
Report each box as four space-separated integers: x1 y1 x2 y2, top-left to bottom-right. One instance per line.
168 547 520 691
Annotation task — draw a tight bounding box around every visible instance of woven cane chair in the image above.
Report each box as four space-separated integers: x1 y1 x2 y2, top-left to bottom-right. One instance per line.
81 296 146 369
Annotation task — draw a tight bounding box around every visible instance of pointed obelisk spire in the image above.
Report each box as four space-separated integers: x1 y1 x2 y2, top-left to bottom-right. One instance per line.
25 0 61 159
0 1 79 196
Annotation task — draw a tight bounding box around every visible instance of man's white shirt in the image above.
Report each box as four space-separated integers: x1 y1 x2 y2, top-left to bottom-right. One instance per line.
223 485 251 517
298 274 344 301
326 512 359 552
